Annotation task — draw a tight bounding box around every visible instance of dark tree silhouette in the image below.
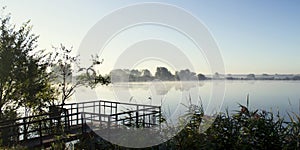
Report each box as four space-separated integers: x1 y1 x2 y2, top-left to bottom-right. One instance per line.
0 11 55 118
175 69 197 81
197 73 207 80
155 67 174 81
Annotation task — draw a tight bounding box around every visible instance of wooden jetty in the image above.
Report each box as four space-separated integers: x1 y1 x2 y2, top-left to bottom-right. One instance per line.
0 100 161 148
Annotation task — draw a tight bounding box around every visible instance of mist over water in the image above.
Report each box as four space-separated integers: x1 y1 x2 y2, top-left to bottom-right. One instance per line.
74 80 300 120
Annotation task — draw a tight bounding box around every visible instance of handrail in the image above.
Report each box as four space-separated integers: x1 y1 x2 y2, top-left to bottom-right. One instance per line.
0 113 51 125
0 113 81 130
62 99 160 108
0 99 161 147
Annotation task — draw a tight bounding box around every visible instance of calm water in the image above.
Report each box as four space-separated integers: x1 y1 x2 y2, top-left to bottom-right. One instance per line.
74 80 300 120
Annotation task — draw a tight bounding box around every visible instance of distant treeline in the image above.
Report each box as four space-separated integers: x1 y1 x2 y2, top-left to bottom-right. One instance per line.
110 67 201 82
109 67 300 82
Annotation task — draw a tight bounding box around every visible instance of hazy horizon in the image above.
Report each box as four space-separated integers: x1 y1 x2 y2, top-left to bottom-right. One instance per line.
107 67 300 76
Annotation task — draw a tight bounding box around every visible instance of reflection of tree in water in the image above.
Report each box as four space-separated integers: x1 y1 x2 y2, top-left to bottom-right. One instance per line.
149 81 206 95
174 82 204 91
149 81 173 95
110 81 206 95
174 81 204 92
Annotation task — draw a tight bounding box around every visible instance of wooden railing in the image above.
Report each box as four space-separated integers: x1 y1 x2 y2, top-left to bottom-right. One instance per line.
0 112 84 147
62 100 161 128
0 100 161 147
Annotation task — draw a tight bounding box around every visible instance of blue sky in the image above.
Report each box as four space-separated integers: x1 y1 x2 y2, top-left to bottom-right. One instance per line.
1 0 300 74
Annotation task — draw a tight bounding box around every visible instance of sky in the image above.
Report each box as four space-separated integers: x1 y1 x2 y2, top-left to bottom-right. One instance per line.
1 0 300 75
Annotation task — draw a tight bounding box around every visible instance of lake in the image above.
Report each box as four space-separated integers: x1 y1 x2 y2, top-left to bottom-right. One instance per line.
74 80 300 121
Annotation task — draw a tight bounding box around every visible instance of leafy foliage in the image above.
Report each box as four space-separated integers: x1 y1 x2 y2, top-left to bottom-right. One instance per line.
0 8 55 117
46 44 110 106
0 9 111 147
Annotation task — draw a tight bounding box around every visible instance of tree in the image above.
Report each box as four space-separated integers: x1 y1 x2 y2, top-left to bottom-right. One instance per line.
47 44 110 107
47 45 78 106
0 9 110 147
20 55 56 116
0 10 59 146
140 69 153 81
0 11 55 118
129 69 141 81
247 74 255 80
155 67 174 81
197 74 206 80
213 72 220 79
292 75 300 80
175 69 197 81
142 69 152 77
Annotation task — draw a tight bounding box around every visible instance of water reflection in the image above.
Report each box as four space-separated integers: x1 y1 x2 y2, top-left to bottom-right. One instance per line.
76 81 300 120
111 81 205 96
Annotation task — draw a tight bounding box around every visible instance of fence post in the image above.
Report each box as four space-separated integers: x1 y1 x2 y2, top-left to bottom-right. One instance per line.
115 114 118 127
93 101 95 114
115 103 118 126
81 115 84 133
136 106 139 128
110 102 112 115
99 101 101 122
81 113 87 133
71 104 73 126
39 120 42 145
115 103 117 114
143 106 145 127
23 118 27 141
108 116 111 129
76 104 79 126
104 101 106 115
159 107 161 130
82 103 85 113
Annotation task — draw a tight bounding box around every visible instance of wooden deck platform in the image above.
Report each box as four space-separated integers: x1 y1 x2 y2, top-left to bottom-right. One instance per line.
0 100 161 148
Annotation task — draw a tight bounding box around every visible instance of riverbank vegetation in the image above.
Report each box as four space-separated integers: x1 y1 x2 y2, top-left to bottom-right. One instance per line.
75 99 300 150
